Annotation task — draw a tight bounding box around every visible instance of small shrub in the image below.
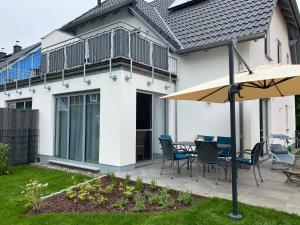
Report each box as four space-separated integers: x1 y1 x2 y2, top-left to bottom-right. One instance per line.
95 194 107 206
133 192 146 212
148 188 174 208
149 178 157 190
110 197 128 210
71 176 77 185
123 185 135 199
103 183 115 194
107 172 116 180
90 179 101 187
177 191 193 206
21 179 48 210
66 188 76 200
124 174 131 185
0 143 9 175
135 177 144 191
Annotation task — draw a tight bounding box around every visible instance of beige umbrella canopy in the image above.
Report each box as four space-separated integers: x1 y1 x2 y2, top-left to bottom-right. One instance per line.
163 64 300 103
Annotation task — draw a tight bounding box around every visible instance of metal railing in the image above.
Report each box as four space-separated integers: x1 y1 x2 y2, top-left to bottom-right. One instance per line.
41 24 177 76
0 22 177 93
0 50 41 85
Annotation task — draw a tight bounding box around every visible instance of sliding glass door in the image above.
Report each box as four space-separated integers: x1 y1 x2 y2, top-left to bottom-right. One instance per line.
55 92 100 164
136 92 167 163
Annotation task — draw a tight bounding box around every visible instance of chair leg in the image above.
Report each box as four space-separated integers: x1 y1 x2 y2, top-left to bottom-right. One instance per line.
197 162 199 182
216 165 218 185
203 164 205 177
171 160 174 179
160 159 165 175
190 158 193 177
257 164 263 182
177 160 180 173
253 166 259 186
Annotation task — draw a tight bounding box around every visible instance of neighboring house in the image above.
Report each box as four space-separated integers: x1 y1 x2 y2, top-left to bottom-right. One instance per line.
0 0 300 172
0 42 41 109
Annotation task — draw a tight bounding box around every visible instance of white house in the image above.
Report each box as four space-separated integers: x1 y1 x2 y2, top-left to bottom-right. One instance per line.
0 0 300 172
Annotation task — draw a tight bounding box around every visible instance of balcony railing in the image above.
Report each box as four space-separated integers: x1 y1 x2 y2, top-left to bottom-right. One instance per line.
0 50 41 85
41 25 176 76
0 22 177 91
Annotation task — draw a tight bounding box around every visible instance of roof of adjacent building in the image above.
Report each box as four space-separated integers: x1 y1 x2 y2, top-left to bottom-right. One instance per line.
60 0 300 52
0 43 41 69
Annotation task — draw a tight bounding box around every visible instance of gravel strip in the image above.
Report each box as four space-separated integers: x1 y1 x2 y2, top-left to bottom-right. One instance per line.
31 162 102 178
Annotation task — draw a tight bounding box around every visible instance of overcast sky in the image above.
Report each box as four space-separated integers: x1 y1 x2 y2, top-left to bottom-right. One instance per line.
0 0 299 53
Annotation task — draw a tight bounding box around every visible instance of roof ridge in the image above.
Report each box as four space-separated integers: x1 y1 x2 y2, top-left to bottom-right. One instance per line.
153 6 182 48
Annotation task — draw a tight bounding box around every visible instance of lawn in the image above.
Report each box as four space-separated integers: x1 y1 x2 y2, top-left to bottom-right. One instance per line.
0 165 300 225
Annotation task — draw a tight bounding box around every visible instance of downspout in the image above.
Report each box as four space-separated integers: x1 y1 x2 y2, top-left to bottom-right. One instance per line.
175 78 178 142
239 101 244 151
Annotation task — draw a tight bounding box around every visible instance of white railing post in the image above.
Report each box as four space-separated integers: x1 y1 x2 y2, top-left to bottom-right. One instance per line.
83 39 91 85
4 64 10 97
109 29 117 81
44 52 51 91
147 41 154 86
62 44 69 88
16 62 22 95
29 53 35 93
125 30 132 81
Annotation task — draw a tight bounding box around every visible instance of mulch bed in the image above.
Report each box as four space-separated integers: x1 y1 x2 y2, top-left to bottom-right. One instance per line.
28 176 205 215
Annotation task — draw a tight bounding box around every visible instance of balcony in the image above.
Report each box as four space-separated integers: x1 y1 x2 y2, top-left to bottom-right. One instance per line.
41 24 177 77
0 22 177 92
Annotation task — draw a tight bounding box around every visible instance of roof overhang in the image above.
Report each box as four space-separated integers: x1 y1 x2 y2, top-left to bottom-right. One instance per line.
61 0 137 32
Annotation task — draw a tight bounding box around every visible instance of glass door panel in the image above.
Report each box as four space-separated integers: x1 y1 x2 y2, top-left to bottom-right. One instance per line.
55 97 69 159
136 92 152 162
153 96 166 160
69 95 84 161
85 94 100 164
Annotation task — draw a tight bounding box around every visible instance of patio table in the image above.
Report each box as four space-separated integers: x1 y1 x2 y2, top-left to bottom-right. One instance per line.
173 141 195 152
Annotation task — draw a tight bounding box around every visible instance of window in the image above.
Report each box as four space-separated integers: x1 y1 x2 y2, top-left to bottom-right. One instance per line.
7 99 32 109
264 32 271 59
55 92 100 164
277 40 282 64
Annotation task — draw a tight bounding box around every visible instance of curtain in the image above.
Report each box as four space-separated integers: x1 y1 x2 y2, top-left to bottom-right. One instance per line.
55 97 68 159
85 94 100 164
69 95 84 161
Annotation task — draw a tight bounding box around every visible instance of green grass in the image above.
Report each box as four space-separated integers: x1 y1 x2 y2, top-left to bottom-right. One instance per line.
296 150 300 156
1 165 300 225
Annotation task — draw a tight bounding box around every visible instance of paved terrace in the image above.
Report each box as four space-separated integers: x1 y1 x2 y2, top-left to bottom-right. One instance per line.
116 160 300 215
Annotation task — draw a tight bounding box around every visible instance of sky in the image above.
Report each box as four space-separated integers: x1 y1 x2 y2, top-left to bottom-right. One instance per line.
0 0 299 54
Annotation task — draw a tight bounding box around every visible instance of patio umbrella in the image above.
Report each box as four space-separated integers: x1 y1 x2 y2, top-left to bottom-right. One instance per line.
163 63 300 103
162 41 300 220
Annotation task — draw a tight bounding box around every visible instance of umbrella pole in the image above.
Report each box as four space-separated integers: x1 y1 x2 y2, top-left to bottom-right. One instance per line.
228 40 242 220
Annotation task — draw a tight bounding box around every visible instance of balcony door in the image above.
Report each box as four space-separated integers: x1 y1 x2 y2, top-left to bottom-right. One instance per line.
136 92 166 163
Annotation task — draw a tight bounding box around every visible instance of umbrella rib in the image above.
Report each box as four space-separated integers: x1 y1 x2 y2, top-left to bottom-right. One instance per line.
197 85 227 101
272 77 294 86
274 84 284 97
241 84 263 89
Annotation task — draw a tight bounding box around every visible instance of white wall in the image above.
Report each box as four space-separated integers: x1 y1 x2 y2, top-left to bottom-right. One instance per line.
0 68 174 167
174 5 295 150
41 30 77 52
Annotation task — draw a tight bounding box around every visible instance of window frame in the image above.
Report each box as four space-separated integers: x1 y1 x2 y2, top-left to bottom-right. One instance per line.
54 90 100 164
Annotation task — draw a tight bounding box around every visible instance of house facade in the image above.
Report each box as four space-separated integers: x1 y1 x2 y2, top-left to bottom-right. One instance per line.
0 0 300 172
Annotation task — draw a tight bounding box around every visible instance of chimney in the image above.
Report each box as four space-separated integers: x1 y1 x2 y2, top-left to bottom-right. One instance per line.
0 48 6 60
13 41 22 54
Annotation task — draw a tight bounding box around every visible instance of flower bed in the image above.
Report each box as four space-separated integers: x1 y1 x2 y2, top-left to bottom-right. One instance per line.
28 174 204 215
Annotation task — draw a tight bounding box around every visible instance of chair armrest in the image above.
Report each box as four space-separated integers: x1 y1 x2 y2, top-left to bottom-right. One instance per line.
240 149 252 154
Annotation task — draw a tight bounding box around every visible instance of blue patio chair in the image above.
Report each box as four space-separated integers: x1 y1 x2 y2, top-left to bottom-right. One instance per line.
195 135 214 142
217 136 232 180
237 142 265 186
159 137 190 179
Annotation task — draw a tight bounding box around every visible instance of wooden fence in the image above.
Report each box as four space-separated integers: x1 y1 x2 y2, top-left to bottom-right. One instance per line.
0 108 39 165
